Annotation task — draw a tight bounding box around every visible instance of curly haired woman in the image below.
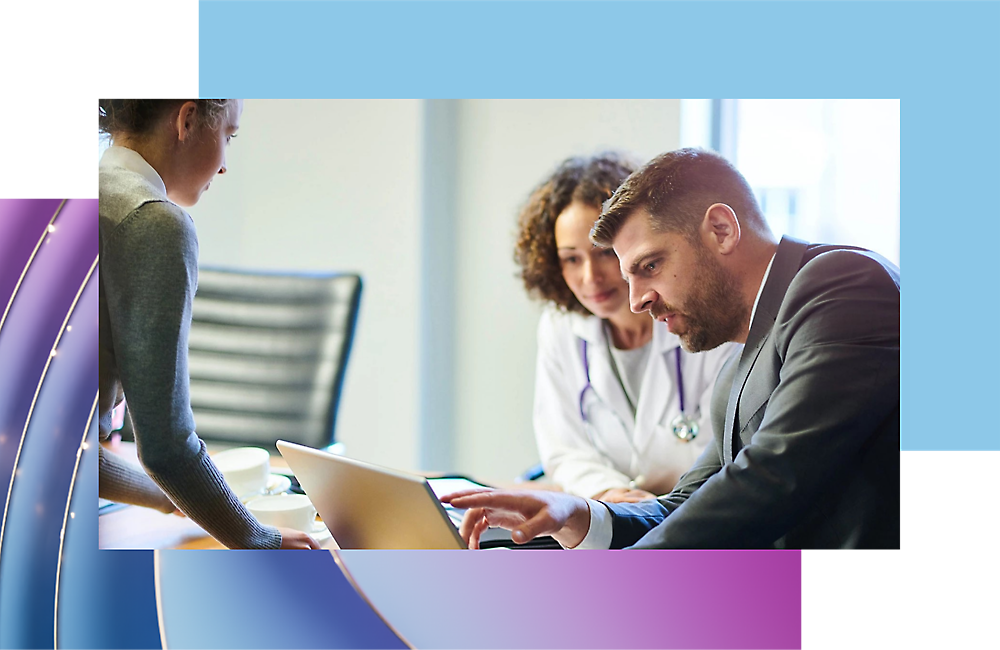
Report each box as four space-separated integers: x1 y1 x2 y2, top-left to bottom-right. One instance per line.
515 152 738 502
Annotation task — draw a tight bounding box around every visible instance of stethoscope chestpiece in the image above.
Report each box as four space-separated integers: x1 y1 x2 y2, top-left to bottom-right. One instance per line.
670 414 699 443
670 347 698 442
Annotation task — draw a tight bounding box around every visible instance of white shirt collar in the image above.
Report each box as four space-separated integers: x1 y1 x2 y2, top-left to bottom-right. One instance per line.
99 145 167 197
748 252 776 330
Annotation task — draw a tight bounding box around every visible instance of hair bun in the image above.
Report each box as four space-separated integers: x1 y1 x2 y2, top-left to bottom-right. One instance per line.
98 99 232 137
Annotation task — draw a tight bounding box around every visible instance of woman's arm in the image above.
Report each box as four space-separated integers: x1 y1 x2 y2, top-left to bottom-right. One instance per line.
99 445 176 513
102 202 281 549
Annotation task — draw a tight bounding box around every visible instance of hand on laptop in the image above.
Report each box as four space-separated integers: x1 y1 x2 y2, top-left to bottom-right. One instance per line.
441 488 591 549
278 527 321 549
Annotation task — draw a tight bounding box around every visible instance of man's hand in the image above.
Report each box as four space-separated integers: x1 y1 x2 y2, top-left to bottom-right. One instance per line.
591 487 656 503
441 488 591 549
277 528 321 549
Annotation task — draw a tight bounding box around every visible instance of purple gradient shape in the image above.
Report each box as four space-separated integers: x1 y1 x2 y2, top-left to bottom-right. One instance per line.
0 199 97 532
157 551 408 649
338 549 801 649
0 199 63 313
58 421 163 649
0 275 98 647
0 199 161 649
0 197 805 650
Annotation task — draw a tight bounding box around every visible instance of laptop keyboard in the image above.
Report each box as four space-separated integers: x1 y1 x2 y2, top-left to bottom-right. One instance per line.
441 503 561 549
284 471 561 549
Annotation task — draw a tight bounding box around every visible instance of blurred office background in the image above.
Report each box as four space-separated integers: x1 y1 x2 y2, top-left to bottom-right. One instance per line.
99 99 900 482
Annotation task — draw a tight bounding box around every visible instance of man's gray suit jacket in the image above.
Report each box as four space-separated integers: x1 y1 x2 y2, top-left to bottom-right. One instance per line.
603 236 900 549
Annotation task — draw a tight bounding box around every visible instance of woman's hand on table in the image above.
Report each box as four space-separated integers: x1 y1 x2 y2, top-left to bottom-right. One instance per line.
278 528 322 549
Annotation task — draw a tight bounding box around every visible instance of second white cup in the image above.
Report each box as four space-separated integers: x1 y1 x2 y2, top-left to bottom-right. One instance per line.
246 494 320 533
212 447 271 500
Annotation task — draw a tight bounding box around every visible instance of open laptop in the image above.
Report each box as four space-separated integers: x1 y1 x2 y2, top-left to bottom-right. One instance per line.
276 440 559 550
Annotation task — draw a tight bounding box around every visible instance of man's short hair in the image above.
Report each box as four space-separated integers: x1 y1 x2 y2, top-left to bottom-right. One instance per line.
591 148 767 247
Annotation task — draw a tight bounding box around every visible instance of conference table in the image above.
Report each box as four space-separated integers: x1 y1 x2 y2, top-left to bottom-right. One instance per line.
98 439 558 550
98 439 325 549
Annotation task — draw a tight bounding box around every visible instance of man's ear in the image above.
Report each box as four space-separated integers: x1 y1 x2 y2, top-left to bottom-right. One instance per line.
174 101 199 143
701 203 741 255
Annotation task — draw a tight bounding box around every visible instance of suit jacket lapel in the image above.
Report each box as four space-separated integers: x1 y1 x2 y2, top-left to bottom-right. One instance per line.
723 236 810 463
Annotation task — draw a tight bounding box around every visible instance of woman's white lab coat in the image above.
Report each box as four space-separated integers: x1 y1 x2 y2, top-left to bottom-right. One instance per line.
533 307 739 498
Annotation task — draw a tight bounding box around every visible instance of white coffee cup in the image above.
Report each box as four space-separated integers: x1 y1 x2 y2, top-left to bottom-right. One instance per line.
212 447 271 500
246 494 321 533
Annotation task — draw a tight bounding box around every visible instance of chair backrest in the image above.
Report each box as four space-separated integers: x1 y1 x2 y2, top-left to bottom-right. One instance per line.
187 267 362 450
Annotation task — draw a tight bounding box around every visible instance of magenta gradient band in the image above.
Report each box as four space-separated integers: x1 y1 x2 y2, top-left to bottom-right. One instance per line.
0 196 800 650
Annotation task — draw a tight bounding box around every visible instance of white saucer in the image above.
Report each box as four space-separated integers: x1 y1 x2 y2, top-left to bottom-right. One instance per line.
238 474 292 503
309 521 332 542
264 474 292 496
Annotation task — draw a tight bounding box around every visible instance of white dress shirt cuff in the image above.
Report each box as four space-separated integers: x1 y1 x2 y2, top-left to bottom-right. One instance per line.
569 499 613 549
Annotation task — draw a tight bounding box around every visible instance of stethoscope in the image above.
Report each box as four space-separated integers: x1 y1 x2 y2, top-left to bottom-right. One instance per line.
577 339 700 443
577 335 643 482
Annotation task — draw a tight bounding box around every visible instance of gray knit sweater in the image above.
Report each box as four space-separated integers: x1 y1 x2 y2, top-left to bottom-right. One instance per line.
99 148 281 549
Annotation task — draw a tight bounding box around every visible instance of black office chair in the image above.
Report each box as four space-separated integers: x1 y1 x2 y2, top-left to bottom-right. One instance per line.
186 267 362 451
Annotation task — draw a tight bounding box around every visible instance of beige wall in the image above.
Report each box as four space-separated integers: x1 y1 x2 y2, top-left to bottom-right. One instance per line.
190 99 685 479
451 100 684 481
193 99 423 471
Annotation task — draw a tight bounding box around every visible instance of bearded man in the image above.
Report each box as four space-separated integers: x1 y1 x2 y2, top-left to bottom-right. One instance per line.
444 148 900 550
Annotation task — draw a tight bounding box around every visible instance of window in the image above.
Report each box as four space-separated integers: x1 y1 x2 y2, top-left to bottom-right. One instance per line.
691 99 901 266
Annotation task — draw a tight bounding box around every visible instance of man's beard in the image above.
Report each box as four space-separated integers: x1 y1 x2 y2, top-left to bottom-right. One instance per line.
652 246 748 352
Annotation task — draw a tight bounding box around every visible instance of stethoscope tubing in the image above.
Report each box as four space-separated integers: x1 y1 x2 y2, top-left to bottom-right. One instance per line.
578 340 688 423
574 331 698 489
